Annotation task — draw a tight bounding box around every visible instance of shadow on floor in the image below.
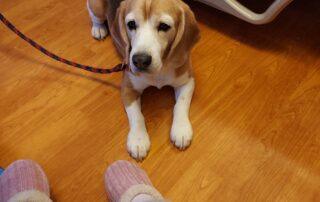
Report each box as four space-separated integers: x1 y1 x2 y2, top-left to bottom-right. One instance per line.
189 0 320 58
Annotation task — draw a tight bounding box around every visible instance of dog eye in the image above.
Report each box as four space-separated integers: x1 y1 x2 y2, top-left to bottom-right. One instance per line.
158 23 171 32
127 20 137 30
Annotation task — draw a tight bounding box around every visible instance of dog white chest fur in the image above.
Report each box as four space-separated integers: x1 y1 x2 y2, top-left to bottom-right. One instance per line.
126 71 195 160
129 69 190 90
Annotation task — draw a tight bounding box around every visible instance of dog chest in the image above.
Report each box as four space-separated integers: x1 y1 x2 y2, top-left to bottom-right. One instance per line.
129 70 189 91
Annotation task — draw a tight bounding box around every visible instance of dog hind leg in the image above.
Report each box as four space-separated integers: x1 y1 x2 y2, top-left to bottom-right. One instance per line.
87 0 108 40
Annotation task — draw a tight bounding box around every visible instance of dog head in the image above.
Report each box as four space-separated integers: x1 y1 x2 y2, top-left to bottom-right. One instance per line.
116 0 200 74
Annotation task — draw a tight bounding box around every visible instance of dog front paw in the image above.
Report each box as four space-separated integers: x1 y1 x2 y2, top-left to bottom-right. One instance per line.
91 24 108 40
171 119 193 150
127 130 150 161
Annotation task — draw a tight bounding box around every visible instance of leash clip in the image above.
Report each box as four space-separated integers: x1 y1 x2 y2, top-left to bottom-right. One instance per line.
121 61 127 70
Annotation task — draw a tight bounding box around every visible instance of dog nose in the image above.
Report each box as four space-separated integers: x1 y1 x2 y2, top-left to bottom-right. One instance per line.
132 53 152 70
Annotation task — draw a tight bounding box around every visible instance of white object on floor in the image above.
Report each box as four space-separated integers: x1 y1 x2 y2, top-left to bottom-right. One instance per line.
195 0 293 24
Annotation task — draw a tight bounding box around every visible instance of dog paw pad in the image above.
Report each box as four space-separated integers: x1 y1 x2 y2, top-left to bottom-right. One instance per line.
91 24 108 40
171 120 193 150
127 132 150 161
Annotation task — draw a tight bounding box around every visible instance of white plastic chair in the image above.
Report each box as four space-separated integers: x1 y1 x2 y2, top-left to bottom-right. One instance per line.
196 0 293 24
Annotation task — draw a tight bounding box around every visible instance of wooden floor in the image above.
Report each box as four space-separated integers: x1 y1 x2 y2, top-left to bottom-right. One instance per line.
1 0 320 201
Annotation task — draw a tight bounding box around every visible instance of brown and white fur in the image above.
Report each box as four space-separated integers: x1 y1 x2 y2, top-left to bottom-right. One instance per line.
87 0 200 160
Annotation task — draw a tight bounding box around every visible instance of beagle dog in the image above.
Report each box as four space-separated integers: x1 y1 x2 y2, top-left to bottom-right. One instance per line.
87 0 200 160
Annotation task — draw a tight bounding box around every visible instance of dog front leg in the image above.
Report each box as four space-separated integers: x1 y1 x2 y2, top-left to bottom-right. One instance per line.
122 85 150 161
171 78 195 150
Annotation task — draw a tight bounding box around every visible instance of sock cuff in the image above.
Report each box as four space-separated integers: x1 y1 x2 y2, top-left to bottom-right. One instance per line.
120 184 164 202
8 190 52 202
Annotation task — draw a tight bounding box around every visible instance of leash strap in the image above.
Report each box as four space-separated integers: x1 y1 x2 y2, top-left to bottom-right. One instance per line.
0 13 127 74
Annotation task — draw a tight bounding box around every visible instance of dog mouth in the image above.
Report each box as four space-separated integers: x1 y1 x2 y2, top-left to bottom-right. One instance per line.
129 63 150 74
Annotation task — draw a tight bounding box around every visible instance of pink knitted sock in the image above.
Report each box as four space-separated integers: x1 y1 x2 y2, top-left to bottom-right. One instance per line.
105 160 164 202
0 159 51 202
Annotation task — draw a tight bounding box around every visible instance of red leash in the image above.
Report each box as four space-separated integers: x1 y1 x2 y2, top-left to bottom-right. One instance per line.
0 13 127 74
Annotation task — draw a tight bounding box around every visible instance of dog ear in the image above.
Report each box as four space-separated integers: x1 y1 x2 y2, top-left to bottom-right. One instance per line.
114 1 130 64
167 3 200 67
